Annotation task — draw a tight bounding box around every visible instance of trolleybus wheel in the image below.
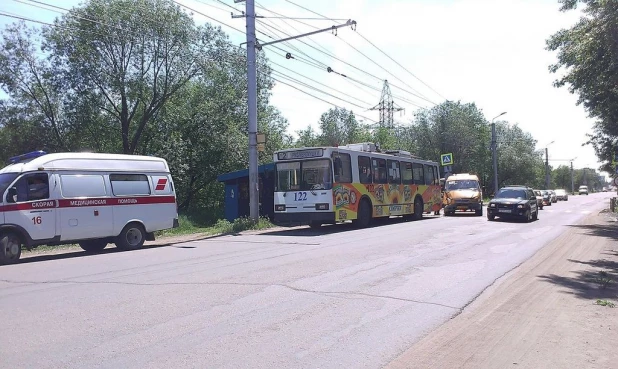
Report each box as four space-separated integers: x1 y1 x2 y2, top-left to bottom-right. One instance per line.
412 197 423 221
354 199 372 228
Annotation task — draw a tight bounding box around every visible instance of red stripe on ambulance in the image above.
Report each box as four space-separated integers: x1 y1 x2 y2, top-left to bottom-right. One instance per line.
0 196 176 212
155 178 167 191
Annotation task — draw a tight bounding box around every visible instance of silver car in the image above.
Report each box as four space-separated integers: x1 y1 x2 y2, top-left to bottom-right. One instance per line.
549 190 557 203
554 189 568 201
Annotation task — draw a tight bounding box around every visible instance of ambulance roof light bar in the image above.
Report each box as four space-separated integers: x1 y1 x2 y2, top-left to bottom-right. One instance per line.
8 151 47 164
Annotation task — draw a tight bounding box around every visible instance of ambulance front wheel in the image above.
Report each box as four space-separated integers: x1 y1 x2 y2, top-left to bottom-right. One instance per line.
115 223 146 251
0 232 22 265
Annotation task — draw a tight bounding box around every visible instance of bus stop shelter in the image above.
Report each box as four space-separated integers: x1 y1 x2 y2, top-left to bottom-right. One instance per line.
216 163 276 222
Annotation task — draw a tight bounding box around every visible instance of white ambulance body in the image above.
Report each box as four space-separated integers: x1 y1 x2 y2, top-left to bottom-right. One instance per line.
0 151 179 264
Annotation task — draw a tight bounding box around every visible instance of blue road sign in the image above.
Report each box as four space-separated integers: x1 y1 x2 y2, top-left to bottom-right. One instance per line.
441 153 453 166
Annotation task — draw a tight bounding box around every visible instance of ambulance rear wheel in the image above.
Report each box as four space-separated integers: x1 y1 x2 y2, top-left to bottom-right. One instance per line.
0 232 22 265
79 239 108 253
115 223 146 251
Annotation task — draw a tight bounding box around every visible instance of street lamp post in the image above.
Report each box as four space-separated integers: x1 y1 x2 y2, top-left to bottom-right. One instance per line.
544 141 555 190
570 157 577 194
491 112 507 194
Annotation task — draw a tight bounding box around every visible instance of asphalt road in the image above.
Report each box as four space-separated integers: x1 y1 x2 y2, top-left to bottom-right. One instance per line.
0 192 612 369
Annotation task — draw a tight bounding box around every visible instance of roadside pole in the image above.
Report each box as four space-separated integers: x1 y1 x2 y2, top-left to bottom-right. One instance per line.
235 0 355 222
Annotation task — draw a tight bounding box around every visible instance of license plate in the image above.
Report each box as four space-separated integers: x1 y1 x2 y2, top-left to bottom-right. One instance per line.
498 209 511 213
457 207 467 211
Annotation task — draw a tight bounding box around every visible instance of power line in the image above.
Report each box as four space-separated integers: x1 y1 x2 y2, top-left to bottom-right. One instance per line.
283 0 445 103
267 73 378 124
269 59 372 107
284 0 331 19
335 35 435 105
189 0 235 14
270 69 369 110
1 8 381 120
259 16 350 21
171 0 246 35
204 0 243 13
355 31 447 101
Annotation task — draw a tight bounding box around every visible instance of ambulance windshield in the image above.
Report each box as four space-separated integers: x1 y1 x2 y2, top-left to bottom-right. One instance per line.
0 173 19 198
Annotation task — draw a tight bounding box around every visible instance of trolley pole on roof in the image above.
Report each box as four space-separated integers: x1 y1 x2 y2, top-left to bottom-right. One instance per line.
235 0 355 222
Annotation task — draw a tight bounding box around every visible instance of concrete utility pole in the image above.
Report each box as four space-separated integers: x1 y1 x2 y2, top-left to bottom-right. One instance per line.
235 0 356 222
240 0 259 222
545 147 550 190
491 112 506 195
570 157 577 194
544 141 554 190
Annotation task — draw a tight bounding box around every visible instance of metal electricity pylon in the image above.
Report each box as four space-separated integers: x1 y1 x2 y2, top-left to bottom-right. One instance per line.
370 80 403 128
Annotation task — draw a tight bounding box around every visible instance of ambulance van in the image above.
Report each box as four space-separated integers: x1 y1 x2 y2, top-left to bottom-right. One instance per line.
0 151 179 264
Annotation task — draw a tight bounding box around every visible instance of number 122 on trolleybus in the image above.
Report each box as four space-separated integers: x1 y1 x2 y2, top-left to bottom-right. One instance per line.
273 143 442 229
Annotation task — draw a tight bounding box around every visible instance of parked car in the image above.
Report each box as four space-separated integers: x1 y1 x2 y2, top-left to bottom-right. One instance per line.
554 189 568 201
549 190 557 203
579 185 589 195
533 190 544 210
487 186 539 222
540 190 552 206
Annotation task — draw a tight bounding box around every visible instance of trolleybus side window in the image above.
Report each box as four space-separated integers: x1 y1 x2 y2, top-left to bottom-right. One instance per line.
387 160 401 184
358 156 372 184
401 162 413 185
412 163 424 185
372 158 387 184
424 164 436 186
332 152 352 183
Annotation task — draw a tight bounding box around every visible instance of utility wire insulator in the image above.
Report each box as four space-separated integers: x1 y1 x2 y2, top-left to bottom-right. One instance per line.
285 52 294 59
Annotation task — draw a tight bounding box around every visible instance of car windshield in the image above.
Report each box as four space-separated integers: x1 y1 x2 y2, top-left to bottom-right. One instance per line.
495 189 527 199
0 173 18 197
445 179 479 191
276 159 332 191
534 190 541 196
555 189 565 195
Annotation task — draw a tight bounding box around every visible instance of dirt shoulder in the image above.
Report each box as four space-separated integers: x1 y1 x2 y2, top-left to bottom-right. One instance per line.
386 211 618 369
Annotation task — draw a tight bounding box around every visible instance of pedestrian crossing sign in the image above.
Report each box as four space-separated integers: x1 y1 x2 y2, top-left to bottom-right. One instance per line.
441 153 453 166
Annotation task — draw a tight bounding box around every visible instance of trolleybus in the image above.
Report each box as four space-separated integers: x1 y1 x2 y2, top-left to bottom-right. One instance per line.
273 143 441 228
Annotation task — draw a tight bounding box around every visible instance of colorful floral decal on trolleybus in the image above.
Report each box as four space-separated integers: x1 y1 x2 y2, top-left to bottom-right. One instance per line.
273 143 441 228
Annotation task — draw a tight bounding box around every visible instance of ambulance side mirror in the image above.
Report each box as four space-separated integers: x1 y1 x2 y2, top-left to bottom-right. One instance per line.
7 187 17 203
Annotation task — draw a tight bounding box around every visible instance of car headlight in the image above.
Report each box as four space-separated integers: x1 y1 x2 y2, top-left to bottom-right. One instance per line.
517 204 524 209
489 203 496 208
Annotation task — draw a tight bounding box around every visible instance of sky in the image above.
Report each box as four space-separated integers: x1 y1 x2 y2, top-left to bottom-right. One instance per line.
0 0 607 176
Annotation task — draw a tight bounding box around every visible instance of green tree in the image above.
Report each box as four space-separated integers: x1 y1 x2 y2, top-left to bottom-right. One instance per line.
0 0 289 222
547 0 618 170
316 107 362 146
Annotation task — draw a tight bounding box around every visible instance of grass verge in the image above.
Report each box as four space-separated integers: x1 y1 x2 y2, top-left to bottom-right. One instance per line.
22 215 275 255
156 215 274 237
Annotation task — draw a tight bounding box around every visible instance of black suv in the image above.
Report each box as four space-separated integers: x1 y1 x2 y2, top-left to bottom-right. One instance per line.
487 186 539 222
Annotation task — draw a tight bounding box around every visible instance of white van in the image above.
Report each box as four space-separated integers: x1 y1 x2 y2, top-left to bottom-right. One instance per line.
0 151 179 264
